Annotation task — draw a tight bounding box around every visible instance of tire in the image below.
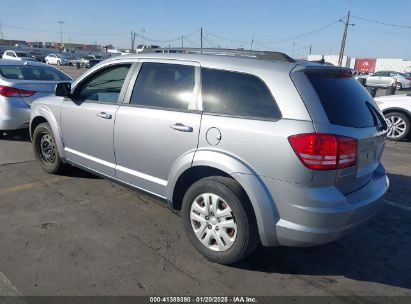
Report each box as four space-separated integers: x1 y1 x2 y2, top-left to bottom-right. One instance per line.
182 176 259 264
57 60 61 66
385 111 410 141
45 60 49 64
396 82 402 90
33 122 65 174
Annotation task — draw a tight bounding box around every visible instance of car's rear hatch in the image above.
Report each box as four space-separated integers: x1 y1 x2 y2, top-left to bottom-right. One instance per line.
291 65 387 195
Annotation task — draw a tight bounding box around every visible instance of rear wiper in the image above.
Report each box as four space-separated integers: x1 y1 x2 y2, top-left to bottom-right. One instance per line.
366 101 388 132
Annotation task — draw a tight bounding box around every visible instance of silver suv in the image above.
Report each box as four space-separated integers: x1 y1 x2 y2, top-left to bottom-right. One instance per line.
30 52 389 264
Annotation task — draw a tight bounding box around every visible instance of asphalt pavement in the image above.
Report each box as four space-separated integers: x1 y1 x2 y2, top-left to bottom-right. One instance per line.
0 131 410 299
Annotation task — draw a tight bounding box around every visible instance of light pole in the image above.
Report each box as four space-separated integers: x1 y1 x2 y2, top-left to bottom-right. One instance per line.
57 20 64 52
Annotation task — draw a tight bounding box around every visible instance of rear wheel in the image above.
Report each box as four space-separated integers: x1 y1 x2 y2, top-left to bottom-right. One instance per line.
182 176 259 264
33 122 65 174
385 112 410 141
57 60 61 66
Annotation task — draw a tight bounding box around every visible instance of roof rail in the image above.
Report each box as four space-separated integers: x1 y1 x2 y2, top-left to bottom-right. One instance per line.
143 47 295 63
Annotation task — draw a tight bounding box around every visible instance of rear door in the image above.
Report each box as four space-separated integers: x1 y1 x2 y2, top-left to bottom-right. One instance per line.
292 67 387 194
114 60 201 197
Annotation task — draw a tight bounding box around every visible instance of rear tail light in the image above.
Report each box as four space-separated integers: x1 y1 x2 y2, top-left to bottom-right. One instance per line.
0 85 35 97
405 77 411 81
288 133 357 170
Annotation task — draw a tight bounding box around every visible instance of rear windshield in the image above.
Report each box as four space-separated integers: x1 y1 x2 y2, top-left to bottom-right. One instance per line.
306 72 378 128
0 65 71 81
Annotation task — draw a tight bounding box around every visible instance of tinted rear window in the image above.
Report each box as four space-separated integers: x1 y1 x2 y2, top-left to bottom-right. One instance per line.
306 72 377 127
201 68 281 120
0 65 72 81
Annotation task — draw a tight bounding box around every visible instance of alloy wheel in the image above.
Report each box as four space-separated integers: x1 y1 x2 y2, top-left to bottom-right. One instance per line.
386 116 407 139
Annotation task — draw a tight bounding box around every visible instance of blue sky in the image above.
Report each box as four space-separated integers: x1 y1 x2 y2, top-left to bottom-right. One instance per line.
1 0 410 59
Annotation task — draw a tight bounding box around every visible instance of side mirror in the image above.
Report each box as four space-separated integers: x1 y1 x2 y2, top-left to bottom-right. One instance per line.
55 82 71 97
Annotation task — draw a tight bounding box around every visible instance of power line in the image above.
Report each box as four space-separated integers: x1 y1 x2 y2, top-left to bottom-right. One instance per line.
351 15 411 29
268 19 341 44
133 29 200 44
1 23 130 36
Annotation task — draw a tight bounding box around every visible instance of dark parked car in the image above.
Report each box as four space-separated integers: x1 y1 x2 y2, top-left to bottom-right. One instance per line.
30 51 46 63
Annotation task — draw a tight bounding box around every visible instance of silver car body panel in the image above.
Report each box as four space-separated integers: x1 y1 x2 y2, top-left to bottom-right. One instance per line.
30 53 389 247
0 59 72 130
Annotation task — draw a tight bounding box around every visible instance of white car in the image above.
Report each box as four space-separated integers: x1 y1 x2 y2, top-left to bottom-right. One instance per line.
2 50 37 62
375 94 411 141
365 71 411 90
45 54 70 66
135 44 160 53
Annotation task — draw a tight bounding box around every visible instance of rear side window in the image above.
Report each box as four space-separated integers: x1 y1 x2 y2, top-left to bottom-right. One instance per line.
0 65 71 81
201 68 280 120
306 72 377 128
130 63 195 110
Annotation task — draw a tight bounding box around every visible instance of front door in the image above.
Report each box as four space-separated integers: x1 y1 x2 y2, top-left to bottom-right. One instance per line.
61 63 133 177
114 61 201 197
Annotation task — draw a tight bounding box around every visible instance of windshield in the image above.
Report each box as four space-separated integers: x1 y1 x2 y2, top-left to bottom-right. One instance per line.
0 65 72 81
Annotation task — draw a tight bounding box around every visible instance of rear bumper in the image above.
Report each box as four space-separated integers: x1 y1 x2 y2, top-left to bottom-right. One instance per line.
262 164 389 247
0 98 31 130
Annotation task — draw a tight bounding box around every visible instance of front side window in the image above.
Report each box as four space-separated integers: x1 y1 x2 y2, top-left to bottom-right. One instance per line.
130 62 195 111
201 68 281 120
75 64 131 103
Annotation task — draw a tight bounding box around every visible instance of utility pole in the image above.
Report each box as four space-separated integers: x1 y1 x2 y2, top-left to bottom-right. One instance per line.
57 20 64 52
0 22 4 40
338 11 354 67
200 27 203 53
181 35 184 48
141 29 146 45
309 45 312 55
131 31 135 53
250 38 254 51
292 42 296 58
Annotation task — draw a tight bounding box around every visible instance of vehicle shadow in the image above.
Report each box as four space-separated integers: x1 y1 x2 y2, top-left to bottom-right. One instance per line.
0 129 31 142
236 173 411 290
62 165 102 180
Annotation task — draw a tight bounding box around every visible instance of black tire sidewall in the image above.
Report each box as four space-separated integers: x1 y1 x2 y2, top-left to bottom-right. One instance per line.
386 112 410 141
33 123 63 174
182 177 257 264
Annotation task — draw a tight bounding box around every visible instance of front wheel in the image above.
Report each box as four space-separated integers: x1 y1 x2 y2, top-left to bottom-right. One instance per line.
396 82 403 90
45 60 49 64
57 60 61 66
182 177 259 264
385 112 410 141
33 122 65 174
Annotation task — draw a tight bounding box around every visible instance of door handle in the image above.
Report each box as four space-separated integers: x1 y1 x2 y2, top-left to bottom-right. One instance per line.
97 112 112 119
170 123 193 132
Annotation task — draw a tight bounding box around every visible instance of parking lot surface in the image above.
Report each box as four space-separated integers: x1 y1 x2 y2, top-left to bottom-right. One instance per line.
0 131 410 299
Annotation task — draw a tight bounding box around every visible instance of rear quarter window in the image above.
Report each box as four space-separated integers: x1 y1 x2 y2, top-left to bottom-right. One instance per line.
306 72 377 128
201 68 281 120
